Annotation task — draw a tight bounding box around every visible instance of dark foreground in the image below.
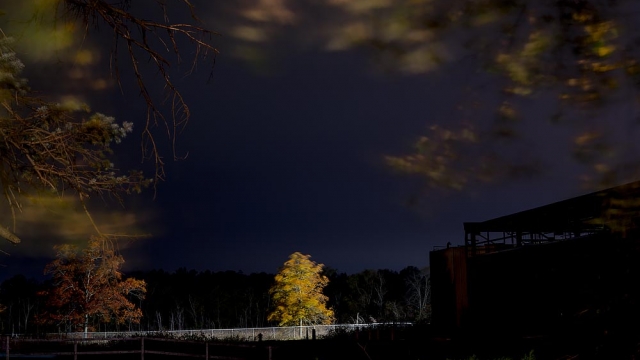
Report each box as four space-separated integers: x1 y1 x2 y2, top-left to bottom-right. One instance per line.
5 324 640 360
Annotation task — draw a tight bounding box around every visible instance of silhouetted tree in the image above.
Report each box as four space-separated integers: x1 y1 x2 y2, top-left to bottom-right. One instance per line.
401 266 431 322
0 275 42 334
131 269 273 330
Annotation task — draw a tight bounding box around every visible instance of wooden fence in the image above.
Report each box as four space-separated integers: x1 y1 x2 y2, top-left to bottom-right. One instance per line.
1 337 267 359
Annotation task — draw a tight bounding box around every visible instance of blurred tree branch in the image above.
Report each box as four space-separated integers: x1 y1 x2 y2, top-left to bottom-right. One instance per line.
364 0 640 191
0 0 219 244
210 0 640 191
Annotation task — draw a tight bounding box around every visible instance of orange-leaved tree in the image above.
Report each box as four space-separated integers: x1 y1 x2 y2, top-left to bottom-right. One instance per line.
268 252 334 326
41 237 146 334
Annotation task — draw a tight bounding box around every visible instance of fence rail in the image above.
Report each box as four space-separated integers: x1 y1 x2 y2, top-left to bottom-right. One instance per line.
1 337 260 360
35 323 410 341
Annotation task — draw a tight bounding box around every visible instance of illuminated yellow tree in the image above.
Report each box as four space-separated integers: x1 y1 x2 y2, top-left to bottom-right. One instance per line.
268 252 334 326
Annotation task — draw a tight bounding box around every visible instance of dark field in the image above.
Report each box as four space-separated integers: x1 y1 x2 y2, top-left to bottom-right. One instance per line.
5 324 640 360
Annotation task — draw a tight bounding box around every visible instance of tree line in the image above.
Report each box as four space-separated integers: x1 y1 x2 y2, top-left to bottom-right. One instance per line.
0 264 429 335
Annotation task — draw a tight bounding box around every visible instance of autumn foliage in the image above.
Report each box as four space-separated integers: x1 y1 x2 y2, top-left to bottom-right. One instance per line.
41 237 146 332
268 252 334 326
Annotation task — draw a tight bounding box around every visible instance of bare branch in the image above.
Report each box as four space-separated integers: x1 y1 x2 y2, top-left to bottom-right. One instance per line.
61 0 219 180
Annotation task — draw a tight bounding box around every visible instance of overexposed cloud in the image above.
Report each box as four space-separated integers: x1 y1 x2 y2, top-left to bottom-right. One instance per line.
241 0 296 24
0 194 156 258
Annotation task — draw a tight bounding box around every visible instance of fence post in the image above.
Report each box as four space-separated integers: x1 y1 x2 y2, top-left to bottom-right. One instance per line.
74 341 78 360
141 337 144 360
5 336 9 360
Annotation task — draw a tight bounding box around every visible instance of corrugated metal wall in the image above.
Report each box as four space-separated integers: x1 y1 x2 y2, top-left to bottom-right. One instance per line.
430 247 468 330
431 236 640 334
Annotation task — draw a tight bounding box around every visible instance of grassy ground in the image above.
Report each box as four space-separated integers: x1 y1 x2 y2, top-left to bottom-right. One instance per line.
267 323 640 360
8 323 640 359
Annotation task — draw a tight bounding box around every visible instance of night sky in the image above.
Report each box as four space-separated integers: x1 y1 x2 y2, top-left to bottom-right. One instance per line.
0 0 621 279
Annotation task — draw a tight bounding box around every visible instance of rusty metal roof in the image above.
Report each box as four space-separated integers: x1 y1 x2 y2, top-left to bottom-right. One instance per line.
464 180 640 234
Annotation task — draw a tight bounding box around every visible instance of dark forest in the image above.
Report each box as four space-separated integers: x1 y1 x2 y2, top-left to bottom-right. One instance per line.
0 266 430 335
